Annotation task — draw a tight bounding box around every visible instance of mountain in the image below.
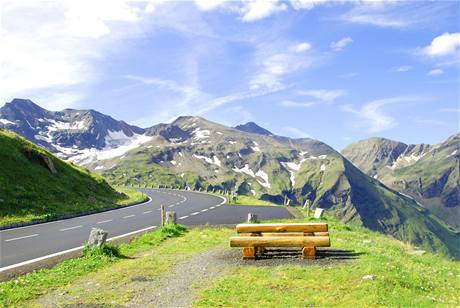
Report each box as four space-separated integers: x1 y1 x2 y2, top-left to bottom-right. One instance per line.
0 129 134 226
342 135 460 229
1 99 459 258
0 98 148 165
94 116 459 258
234 122 273 136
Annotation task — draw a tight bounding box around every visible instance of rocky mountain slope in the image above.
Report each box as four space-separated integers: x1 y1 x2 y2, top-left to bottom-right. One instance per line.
0 98 148 165
0 129 135 226
1 99 459 257
342 135 460 229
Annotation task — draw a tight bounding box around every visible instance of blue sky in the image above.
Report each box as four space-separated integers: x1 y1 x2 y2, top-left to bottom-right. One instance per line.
1 0 459 150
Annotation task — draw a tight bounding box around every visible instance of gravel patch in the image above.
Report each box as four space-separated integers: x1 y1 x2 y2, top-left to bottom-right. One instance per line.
30 245 358 307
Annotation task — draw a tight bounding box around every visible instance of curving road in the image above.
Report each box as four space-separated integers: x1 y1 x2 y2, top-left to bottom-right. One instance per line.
0 189 293 270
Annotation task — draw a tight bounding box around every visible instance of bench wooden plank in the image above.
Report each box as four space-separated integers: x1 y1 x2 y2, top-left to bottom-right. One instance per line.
230 236 330 248
240 232 329 237
236 223 328 233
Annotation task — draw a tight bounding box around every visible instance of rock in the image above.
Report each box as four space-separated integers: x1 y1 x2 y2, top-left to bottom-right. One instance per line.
166 211 176 225
363 239 373 244
247 213 258 223
87 228 108 249
362 275 376 280
39 154 57 173
314 208 324 219
408 250 426 256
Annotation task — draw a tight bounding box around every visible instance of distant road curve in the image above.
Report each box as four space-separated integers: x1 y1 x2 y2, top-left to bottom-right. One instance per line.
0 188 293 271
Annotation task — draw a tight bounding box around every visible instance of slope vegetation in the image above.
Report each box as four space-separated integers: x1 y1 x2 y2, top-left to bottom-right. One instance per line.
94 117 459 257
0 129 141 226
342 134 460 229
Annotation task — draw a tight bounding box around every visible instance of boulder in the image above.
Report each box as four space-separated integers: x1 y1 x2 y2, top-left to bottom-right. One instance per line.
87 228 108 249
166 211 176 225
247 213 258 223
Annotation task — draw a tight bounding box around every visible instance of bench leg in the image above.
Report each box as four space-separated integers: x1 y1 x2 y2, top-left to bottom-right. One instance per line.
242 247 256 260
302 246 316 259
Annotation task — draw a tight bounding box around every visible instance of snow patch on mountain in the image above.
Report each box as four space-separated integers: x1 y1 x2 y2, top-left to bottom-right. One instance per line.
193 154 221 167
66 131 152 165
232 164 255 177
389 152 425 170
0 119 15 125
192 127 210 140
255 169 271 189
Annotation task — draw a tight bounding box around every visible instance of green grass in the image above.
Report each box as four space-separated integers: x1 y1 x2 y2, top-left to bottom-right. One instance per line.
196 216 460 307
0 130 147 226
2 217 459 307
0 224 189 307
232 195 279 206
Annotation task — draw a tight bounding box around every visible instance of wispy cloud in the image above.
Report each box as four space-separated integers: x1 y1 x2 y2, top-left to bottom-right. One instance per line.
280 100 315 108
342 96 422 133
338 2 454 29
298 89 347 102
427 69 444 76
249 41 315 91
389 65 413 73
330 37 353 52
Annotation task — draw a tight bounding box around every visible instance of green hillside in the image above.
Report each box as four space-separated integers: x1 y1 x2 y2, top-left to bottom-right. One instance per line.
92 117 460 258
0 129 145 226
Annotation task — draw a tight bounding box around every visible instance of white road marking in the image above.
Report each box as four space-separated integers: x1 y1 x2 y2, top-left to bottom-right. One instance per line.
201 209 208 212
123 215 135 219
210 206 215 209
97 220 112 224
169 204 175 208
0 225 158 273
143 210 152 214
178 215 189 220
5 234 39 242
59 225 82 232
191 212 200 216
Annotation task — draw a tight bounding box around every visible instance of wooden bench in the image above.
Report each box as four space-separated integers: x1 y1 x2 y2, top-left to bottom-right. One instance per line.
230 223 330 259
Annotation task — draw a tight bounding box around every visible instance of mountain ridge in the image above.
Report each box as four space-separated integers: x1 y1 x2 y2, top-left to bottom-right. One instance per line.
1 98 459 258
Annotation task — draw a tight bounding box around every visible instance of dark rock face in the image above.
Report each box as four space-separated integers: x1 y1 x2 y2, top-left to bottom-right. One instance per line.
234 122 273 136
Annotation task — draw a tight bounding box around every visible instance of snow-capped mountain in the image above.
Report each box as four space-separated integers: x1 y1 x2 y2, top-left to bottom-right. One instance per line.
0 99 150 164
1 98 459 257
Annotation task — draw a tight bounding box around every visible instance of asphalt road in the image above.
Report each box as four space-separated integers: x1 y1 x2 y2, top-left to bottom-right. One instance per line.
0 189 293 269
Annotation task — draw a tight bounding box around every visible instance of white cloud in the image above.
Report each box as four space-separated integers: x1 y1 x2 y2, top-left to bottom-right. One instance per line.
280 100 315 108
194 0 227 11
289 0 330 10
241 0 288 22
249 46 315 90
292 42 311 53
427 69 444 76
342 96 421 133
419 32 460 57
298 89 347 102
330 37 353 51
389 65 413 73
0 1 147 109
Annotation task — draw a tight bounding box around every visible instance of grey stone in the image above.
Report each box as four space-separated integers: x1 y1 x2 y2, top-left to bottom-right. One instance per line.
247 213 258 223
362 274 376 280
87 228 108 249
166 211 176 225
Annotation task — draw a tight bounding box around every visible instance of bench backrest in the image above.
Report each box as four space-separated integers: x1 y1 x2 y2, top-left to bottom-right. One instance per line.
236 223 328 234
